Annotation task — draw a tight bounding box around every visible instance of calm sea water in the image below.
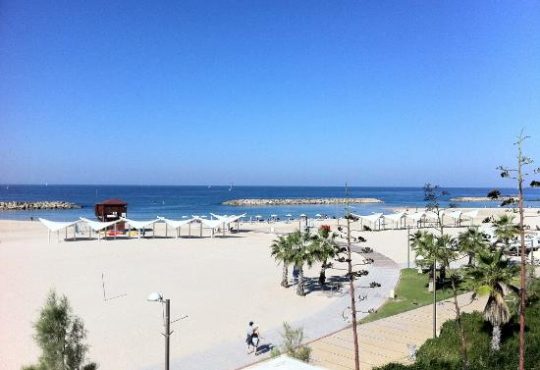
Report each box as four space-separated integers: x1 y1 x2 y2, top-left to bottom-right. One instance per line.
1 185 539 221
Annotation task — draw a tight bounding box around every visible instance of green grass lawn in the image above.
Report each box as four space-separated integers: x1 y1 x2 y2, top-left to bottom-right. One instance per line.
360 268 467 324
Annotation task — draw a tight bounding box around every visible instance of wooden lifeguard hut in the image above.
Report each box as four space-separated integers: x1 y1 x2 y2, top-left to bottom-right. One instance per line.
95 198 127 231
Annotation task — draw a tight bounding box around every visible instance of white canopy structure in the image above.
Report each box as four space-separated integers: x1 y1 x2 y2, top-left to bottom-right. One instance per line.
249 355 326 370
79 217 121 241
383 212 407 229
120 217 160 239
39 218 81 243
80 217 120 231
121 217 159 230
462 209 479 225
446 210 463 226
157 217 195 238
353 213 384 230
409 212 427 227
39 218 80 232
209 213 245 233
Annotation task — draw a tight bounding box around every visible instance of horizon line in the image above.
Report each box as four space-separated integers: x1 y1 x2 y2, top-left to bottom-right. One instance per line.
0 183 525 189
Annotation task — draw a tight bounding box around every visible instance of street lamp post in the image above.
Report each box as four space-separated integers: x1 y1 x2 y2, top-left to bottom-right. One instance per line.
148 292 171 370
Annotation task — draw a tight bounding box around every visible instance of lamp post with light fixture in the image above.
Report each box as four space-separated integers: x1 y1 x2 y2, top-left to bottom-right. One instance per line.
147 292 171 370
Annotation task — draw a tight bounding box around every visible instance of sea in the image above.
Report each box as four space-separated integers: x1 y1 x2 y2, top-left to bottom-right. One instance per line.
1 185 540 221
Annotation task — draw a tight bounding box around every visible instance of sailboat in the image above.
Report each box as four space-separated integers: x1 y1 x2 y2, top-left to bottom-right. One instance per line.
228 183 233 192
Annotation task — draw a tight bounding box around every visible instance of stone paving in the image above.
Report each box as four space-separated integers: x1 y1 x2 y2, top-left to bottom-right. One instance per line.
308 292 486 370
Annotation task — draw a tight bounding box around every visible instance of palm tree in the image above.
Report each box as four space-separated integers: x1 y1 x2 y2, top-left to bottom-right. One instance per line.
289 231 316 296
458 227 490 265
312 228 339 287
466 249 519 351
435 234 457 282
410 231 438 291
271 234 293 288
410 231 456 291
493 215 519 250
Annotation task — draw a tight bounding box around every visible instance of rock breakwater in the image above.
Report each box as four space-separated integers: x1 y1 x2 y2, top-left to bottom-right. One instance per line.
450 196 516 202
0 201 81 211
223 198 383 206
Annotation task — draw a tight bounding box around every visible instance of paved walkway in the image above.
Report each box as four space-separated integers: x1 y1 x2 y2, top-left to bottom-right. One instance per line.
308 292 486 370
141 247 400 370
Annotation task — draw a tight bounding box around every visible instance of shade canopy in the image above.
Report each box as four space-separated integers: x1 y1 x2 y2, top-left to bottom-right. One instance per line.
121 217 159 230
249 355 326 370
39 218 80 232
79 217 121 231
383 212 407 222
446 210 463 220
409 212 427 221
158 217 195 229
462 209 479 219
353 213 383 222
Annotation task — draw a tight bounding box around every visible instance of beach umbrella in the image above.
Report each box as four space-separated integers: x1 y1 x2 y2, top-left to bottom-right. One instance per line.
271 214 278 218
315 213 322 218
286 214 292 217
299 214 307 218
256 215 262 219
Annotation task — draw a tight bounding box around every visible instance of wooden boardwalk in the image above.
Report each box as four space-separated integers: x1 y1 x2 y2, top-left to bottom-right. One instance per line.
308 293 486 370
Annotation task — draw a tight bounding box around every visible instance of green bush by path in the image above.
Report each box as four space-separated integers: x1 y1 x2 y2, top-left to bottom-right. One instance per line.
361 268 466 324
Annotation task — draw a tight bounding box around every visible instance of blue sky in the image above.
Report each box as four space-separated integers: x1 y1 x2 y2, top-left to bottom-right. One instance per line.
1 1 539 186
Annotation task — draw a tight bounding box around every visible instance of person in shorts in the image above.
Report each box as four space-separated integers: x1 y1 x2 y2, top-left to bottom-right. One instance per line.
245 321 259 353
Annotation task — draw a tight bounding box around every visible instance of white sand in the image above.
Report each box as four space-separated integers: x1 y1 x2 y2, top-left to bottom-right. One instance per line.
1 208 538 369
0 221 355 370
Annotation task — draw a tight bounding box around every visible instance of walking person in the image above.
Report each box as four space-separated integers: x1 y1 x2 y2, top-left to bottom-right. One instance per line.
245 321 260 354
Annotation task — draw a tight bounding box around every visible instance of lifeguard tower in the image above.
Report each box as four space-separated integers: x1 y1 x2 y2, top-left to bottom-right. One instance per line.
95 198 127 231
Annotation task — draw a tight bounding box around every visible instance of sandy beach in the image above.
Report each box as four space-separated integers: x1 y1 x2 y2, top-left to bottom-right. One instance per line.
1 208 539 370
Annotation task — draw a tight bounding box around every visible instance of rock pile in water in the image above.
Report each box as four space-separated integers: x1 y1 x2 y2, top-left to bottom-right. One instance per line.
223 198 383 206
0 201 81 211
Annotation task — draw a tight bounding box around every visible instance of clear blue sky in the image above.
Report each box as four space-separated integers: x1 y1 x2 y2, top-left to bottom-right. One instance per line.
1 1 539 187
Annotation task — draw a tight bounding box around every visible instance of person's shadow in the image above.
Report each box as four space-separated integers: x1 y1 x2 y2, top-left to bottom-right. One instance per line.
255 343 273 356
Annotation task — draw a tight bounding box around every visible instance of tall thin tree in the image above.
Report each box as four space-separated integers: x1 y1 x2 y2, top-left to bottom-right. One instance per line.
489 131 539 370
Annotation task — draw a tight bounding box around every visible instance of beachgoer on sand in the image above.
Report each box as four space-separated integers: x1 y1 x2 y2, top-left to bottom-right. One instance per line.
246 321 260 354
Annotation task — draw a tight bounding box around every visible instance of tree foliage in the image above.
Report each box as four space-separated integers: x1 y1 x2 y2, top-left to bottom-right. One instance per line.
23 290 97 370
271 322 311 363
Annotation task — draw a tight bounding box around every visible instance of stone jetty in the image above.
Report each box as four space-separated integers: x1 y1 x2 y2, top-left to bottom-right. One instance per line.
0 201 81 211
223 198 383 206
450 196 516 202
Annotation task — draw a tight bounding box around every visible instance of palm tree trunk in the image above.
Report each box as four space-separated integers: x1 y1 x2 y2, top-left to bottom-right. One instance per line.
491 325 501 351
451 276 469 369
281 264 289 288
319 268 326 287
428 268 434 292
296 266 305 296
319 259 327 287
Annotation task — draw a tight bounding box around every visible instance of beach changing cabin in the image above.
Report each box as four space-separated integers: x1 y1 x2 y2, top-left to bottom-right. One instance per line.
95 198 127 230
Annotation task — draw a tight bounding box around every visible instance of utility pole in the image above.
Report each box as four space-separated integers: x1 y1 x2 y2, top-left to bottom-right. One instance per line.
344 183 360 370
517 137 526 370
346 213 361 370
165 298 171 370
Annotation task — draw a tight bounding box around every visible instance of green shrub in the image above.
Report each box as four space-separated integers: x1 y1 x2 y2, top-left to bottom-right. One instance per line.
272 322 311 362
22 290 97 370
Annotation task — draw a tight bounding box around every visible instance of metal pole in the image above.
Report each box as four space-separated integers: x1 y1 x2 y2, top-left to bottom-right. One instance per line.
165 299 170 370
433 249 437 339
407 226 410 269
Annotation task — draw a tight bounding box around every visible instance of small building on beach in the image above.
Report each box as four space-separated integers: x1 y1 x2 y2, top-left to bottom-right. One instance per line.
95 198 127 230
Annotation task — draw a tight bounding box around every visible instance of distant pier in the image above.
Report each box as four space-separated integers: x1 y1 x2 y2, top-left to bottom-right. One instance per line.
223 198 383 206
